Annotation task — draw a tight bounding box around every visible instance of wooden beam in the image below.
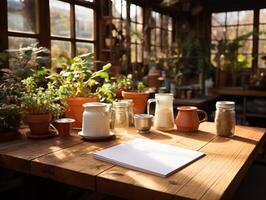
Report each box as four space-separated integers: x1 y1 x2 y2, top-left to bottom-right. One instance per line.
0 0 8 52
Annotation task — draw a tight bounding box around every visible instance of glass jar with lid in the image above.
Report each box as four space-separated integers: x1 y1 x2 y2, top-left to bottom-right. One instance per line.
215 101 235 137
111 101 129 133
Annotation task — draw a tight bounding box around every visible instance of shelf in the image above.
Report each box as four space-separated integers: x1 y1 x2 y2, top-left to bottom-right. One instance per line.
101 49 111 52
246 113 266 118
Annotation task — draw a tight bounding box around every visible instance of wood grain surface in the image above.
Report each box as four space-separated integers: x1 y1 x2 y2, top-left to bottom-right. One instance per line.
0 123 265 200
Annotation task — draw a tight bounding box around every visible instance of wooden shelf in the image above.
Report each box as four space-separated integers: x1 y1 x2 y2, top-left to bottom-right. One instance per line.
246 113 266 118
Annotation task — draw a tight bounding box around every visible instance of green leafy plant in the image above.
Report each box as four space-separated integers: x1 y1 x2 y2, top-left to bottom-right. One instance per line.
21 77 66 117
7 43 50 80
214 32 254 72
114 74 146 92
0 70 22 132
0 104 21 133
50 53 113 101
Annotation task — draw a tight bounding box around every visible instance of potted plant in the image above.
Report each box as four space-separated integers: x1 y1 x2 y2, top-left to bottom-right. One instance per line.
119 74 149 114
21 77 65 136
0 69 22 141
50 53 112 128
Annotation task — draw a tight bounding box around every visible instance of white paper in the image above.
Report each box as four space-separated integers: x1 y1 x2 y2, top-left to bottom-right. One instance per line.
93 138 205 177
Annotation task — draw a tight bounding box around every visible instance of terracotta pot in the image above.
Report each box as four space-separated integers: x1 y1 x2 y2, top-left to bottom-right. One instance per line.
122 91 149 114
175 106 208 132
65 96 99 128
147 74 160 88
0 130 19 142
27 114 52 135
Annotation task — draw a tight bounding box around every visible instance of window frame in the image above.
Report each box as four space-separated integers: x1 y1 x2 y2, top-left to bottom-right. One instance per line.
211 8 266 70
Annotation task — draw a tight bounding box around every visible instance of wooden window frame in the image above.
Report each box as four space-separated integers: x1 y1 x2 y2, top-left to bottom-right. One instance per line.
0 0 97 60
150 11 173 57
211 9 266 71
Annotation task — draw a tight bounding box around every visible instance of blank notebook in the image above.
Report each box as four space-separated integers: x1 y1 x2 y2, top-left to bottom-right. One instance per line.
93 138 205 177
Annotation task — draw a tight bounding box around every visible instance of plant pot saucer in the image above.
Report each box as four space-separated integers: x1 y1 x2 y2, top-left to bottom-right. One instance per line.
26 129 58 139
78 131 116 142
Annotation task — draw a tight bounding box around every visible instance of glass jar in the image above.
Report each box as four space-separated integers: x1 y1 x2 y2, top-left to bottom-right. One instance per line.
111 102 129 133
215 101 235 137
119 99 134 126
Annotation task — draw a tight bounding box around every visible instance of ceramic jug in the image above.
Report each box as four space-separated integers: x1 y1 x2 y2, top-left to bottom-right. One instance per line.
175 106 208 132
147 93 175 131
82 102 111 137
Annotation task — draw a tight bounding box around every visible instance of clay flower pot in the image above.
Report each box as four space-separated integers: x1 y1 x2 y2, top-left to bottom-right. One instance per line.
65 96 99 128
122 91 149 114
27 114 52 135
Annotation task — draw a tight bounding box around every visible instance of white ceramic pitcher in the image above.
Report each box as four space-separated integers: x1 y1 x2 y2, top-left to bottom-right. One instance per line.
147 93 175 131
81 102 111 137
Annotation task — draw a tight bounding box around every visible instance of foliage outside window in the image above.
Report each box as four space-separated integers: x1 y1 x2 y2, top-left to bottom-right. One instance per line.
211 10 254 68
50 0 95 68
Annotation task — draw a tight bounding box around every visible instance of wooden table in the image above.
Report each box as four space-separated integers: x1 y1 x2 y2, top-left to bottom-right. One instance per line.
0 122 265 200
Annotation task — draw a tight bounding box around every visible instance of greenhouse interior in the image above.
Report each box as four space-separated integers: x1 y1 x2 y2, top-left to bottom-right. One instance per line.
1 0 266 200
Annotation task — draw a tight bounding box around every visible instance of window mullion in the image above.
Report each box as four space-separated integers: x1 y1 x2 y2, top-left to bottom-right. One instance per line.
252 9 259 71
0 0 8 51
70 2 76 57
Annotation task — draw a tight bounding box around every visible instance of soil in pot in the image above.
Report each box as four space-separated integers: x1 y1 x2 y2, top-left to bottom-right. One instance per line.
65 96 99 128
27 114 52 135
122 91 149 114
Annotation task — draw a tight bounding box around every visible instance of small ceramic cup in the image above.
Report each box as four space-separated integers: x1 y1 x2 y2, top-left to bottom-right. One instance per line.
55 118 75 137
134 114 153 134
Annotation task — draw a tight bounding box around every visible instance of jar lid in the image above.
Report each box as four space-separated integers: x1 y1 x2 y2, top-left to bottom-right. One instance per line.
216 101 235 109
113 101 128 108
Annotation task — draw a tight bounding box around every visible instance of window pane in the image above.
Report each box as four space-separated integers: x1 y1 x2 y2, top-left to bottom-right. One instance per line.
121 0 126 19
239 40 252 54
50 0 70 37
238 25 253 37
76 42 94 55
259 40 266 54
212 27 226 40
112 0 121 18
75 6 94 40
162 15 168 29
168 17 173 31
8 0 36 33
51 40 71 66
136 24 143 43
212 13 226 26
137 45 142 62
168 31 172 47
260 9 266 23
130 4 136 21
131 44 136 63
226 12 238 25
151 29 156 46
156 28 161 46
136 5 143 23
226 26 237 40
8 36 37 49
239 11 253 25
259 25 266 39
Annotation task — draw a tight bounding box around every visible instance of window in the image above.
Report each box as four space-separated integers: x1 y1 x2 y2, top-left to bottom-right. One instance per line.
130 4 143 64
211 10 254 68
7 0 38 49
150 11 173 59
259 9 266 68
50 0 95 68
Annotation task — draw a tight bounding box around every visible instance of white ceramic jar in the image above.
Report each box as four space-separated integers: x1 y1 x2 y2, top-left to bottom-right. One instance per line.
82 102 111 137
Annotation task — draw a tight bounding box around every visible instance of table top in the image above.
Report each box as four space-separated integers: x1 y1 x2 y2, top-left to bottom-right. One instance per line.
0 122 265 200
